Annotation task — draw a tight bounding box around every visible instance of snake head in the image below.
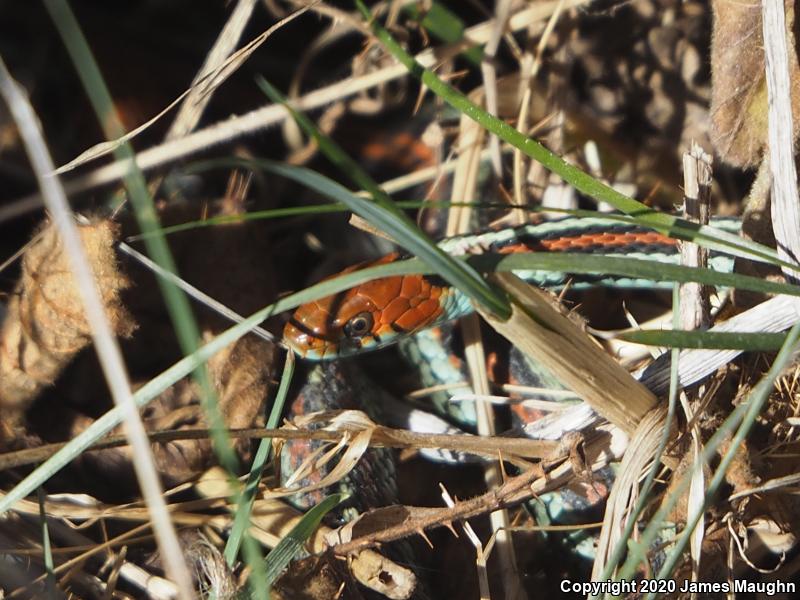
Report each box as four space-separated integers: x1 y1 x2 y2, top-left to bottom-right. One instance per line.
284 253 447 360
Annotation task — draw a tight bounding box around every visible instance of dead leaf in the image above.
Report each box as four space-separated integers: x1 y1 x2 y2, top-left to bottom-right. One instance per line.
710 0 800 167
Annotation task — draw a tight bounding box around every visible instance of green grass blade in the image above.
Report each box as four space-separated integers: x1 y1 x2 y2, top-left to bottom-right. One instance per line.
257 77 401 214
243 534 269 600
182 156 781 277
262 494 347 588
224 354 296 565
44 0 239 474
616 330 787 351
484 253 800 297
201 157 800 300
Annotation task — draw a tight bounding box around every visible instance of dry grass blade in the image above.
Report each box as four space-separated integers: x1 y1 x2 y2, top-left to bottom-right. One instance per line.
481 273 657 434
762 0 800 277
165 0 259 140
271 410 375 500
591 406 666 580
638 295 800 395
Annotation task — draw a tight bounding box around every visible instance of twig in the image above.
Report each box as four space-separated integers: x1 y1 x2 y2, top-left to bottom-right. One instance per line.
0 420 563 472
330 461 550 555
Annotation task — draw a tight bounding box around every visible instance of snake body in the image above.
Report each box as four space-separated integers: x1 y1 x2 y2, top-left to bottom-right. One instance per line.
284 215 741 359
281 214 743 583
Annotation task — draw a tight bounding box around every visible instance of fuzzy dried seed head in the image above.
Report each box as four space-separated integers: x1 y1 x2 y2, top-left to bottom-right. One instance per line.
0 219 135 419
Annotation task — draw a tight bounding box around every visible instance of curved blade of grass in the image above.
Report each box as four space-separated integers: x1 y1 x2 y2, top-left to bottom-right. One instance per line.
225 353 295 565
257 78 511 320
127 198 732 242
126 199 533 241
197 157 798 300
275 246 800 299
178 156 763 270
354 0 794 271
296 193 511 312
257 77 397 209
262 493 347 587
590 287 683 595
616 330 787 351
485 253 800 297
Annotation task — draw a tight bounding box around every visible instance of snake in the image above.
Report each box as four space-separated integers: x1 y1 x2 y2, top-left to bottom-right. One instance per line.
280 214 744 584
283 214 741 360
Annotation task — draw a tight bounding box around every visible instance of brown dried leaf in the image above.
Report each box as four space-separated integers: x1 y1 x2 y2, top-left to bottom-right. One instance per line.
272 553 361 600
0 219 134 427
710 0 800 167
274 411 375 501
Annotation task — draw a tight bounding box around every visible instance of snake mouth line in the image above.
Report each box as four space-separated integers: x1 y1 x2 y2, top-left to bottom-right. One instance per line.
285 317 387 359
286 317 340 343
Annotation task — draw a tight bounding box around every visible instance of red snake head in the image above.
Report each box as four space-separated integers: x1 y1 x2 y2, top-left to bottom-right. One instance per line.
284 253 447 359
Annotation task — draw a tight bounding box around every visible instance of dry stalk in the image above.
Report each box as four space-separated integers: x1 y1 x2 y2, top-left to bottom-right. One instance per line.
0 414 562 472
327 420 621 557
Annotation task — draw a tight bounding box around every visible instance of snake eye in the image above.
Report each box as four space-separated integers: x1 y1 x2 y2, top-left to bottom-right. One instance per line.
343 312 373 339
